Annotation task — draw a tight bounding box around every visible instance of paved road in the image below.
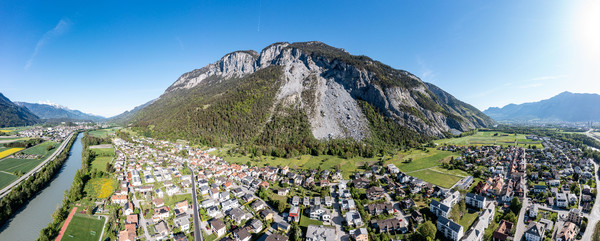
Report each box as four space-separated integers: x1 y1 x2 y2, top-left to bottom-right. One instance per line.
132 194 153 240
581 159 600 240
0 132 75 199
188 165 203 241
513 159 529 241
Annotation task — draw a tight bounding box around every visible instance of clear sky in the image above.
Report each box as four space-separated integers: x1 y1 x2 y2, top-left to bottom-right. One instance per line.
1 1 599 117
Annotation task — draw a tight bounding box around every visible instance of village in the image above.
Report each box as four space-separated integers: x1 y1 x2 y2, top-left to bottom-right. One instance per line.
102 132 598 241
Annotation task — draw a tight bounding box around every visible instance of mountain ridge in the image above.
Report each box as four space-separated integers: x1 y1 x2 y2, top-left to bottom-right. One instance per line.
130 41 494 151
0 93 40 127
484 91 600 122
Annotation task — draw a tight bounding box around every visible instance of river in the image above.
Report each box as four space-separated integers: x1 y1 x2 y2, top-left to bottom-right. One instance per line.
0 133 83 241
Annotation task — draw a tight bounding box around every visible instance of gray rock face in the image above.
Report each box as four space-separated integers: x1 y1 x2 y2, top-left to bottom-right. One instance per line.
162 41 492 140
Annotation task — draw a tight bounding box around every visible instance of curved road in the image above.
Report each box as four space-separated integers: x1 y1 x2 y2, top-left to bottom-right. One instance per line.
0 132 75 199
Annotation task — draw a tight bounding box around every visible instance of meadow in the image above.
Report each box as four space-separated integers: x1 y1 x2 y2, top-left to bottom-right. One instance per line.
22 141 58 158
61 214 105 241
0 172 18 189
88 127 120 138
435 131 543 148
84 178 118 199
0 158 43 173
91 148 115 172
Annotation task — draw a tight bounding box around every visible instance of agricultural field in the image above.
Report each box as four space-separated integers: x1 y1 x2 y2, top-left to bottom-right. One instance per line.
0 130 12 133
0 158 43 173
435 131 543 148
84 178 118 199
0 172 18 189
408 169 464 189
61 214 105 241
386 148 459 172
91 148 115 172
22 141 58 158
88 127 120 138
0 148 24 159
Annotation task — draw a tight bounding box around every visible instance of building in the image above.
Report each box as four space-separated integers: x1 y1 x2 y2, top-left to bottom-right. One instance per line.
465 193 487 209
556 193 568 208
556 222 577 241
265 233 289 241
210 219 226 237
349 228 369 241
436 216 464 241
305 225 338 241
567 209 582 225
524 222 545 241
528 205 538 218
366 186 385 200
492 220 513 241
430 199 451 218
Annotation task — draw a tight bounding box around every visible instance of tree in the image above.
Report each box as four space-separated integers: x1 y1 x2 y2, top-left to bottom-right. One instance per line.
418 221 436 240
504 211 517 223
510 197 522 214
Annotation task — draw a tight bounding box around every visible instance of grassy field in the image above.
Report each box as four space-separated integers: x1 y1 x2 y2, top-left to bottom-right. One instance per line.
299 211 323 227
0 158 43 173
84 178 118 199
386 148 459 172
88 128 120 138
409 169 464 188
458 209 479 229
0 172 18 189
91 148 115 172
435 131 543 148
22 141 58 158
61 214 105 241
0 148 24 159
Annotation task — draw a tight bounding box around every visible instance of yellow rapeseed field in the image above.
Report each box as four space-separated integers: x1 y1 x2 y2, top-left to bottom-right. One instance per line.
87 178 117 199
0 148 24 159
0 130 12 133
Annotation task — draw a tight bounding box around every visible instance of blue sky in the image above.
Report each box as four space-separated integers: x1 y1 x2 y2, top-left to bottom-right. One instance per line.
1 0 599 117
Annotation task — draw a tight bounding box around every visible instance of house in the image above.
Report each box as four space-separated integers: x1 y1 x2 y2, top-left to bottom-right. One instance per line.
341 199 356 211
251 200 267 211
524 222 545 241
153 206 170 222
277 188 289 196
430 199 451 218
324 196 333 206
124 202 135 215
437 216 464 241
126 214 138 226
202 199 215 208
111 194 128 204
175 200 189 212
366 186 385 200
291 196 300 206
153 198 165 207
207 206 220 217
568 193 578 204
529 205 538 218
492 220 513 241
210 219 226 237
411 210 424 224
371 218 404 233
265 233 289 241
276 221 290 233
567 209 582 225
174 215 190 231
387 164 400 174
260 209 275 221
228 207 250 224
465 193 487 209
308 205 331 221
556 222 577 241
221 199 239 211
349 228 369 241
303 196 311 206
533 185 547 193
366 202 393 215
247 219 263 233
305 225 338 241
234 228 251 241
289 206 300 221
344 211 363 227
155 220 170 239
352 178 370 189
556 193 568 208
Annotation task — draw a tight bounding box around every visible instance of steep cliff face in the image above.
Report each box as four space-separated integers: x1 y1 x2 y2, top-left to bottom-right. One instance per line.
134 41 492 145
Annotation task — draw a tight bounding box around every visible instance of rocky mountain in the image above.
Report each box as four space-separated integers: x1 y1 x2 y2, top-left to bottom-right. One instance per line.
0 93 40 127
132 41 493 148
109 99 156 125
484 91 600 123
15 102 106 122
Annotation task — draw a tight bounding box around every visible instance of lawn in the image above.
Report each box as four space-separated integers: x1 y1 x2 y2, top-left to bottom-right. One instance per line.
457 209 479 229
0 148 24 159
0 158 43 173
91 148 115 172
0 172 18 189
386 148 459 173
409 169 464 188
84 178 118 199
88 128 120 138
299 211 323 227
163 194 193 207
22 141 58 158
61 214 105 241
435 131 543 148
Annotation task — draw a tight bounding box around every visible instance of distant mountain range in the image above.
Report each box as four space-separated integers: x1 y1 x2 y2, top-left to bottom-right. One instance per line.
15 102 106 122
484 91 600 122
0 93 40 127
119 41 493 149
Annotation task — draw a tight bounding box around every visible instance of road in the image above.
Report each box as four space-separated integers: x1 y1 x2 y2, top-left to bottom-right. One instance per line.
581 129 600 240
132 194 153 240
187 164 203 241
0 132 75 199
513 158 529 241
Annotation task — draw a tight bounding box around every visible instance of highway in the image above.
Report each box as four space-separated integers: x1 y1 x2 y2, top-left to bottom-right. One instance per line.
0 132 76 199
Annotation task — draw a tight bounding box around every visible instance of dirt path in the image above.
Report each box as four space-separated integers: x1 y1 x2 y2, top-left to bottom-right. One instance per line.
55 207 77 241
